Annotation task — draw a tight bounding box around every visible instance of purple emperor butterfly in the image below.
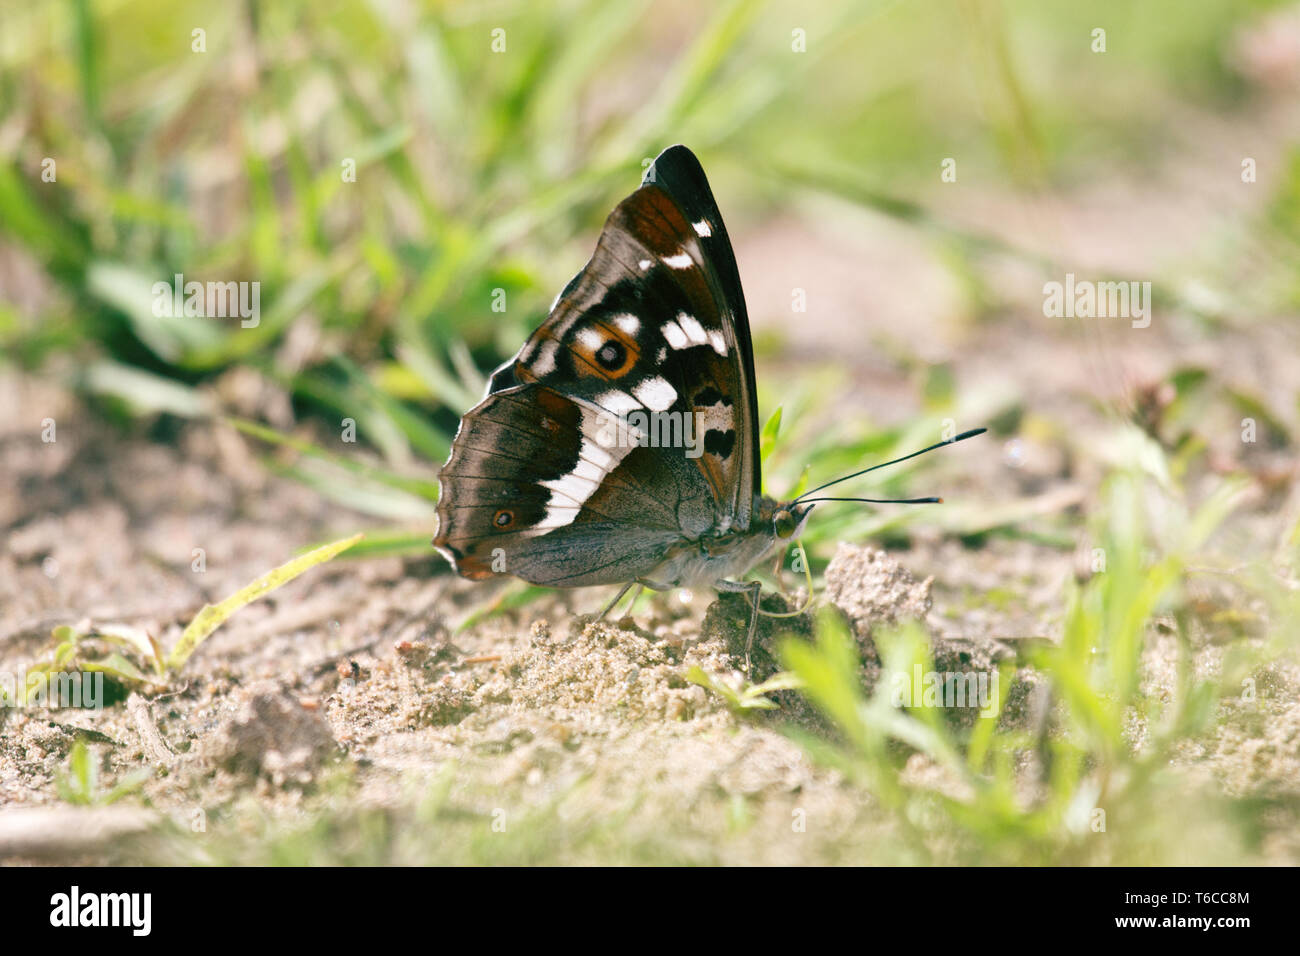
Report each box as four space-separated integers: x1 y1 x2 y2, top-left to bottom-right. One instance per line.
434 145 984 657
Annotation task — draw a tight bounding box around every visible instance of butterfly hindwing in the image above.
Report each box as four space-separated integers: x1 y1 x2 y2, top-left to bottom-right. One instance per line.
434 385 714 586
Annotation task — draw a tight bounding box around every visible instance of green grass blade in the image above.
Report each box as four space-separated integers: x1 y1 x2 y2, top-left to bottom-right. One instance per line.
166 533 364 672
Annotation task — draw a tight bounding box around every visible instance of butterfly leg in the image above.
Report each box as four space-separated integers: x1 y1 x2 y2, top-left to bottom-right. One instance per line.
597 581 638 621
717 579 764 672
598 577 671 623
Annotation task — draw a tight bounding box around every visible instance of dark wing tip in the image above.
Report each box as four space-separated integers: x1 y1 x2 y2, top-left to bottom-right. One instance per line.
655 143 696 162
643 144 704 187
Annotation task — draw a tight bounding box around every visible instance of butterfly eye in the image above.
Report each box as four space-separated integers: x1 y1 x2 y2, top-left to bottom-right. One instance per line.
773 509 797 539
493 509 514 528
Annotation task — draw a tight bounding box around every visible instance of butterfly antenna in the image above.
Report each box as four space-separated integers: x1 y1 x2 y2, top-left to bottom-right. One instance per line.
794 428 987 503
799 496 943 505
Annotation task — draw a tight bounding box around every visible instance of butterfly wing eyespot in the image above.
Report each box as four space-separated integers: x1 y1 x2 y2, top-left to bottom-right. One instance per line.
596 341 625 370
573 331 637 379
493 509 514 528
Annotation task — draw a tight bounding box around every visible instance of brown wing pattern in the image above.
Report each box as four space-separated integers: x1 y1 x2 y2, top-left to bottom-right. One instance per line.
435 146 760 585
484 146 759 530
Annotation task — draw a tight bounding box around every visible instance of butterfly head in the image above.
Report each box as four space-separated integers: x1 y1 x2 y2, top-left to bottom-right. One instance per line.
772 501 814 541
755 495 813 546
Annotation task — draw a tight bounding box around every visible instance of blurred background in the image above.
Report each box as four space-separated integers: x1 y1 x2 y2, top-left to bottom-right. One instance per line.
2 0 1300 865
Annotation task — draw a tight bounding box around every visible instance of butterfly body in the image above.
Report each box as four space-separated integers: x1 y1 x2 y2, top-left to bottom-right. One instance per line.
636 493 812 591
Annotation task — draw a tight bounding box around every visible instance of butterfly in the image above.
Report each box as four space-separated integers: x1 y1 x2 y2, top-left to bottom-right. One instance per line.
434 145 984 659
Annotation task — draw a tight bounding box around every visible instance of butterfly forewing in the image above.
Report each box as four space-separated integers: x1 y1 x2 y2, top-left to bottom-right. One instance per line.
644 146 762 516
513 148 758 519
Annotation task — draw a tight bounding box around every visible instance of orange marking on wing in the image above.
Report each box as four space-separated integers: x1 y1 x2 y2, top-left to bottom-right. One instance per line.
457 557 496 580
697 453 730 506
570 324 639 380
